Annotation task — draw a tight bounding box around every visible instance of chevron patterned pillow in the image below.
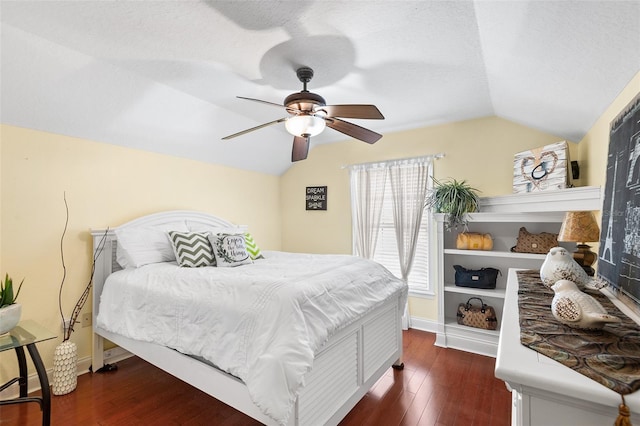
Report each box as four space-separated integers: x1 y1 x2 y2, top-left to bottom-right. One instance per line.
244 232 264 260
168 231 215 268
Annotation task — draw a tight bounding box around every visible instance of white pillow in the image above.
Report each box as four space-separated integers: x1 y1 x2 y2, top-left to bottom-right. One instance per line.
208 233 253 267
115 221 188 268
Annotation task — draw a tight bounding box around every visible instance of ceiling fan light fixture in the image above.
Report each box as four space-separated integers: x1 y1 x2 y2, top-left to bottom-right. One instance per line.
285 114 326 137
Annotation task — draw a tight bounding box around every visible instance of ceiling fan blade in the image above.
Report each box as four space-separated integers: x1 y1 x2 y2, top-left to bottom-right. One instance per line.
291 136 310 162
236 96 284 108
320 104 384 120
221 117 287 140
325 118 382 144
237 96 303 114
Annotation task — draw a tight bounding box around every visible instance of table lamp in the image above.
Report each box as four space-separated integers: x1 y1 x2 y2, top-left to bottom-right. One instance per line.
557 211 601 276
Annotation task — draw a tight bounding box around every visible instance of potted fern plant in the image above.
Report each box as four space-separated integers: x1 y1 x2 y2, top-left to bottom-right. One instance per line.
0 274 24 334
426 178 480 230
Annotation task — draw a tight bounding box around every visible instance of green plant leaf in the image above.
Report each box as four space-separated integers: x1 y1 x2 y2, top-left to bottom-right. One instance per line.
425 177 480 230
0 274 23 307
13 279 23 303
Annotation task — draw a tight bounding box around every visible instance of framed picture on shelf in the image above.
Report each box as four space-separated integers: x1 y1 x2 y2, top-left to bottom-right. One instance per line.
513 140 570 193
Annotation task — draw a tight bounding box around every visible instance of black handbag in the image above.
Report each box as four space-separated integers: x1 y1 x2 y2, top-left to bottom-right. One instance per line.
453 265 501 289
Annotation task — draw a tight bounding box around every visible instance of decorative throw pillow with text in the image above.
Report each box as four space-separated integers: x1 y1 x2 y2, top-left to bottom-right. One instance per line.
209 233 253 267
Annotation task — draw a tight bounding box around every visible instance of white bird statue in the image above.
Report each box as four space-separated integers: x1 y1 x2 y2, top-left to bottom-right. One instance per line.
540 247 604 290
550 279 621 330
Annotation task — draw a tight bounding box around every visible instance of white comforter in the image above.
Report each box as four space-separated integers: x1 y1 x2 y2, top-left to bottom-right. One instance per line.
96 251 407 424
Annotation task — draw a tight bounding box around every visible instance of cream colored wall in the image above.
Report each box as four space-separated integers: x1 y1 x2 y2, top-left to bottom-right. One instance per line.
579 71 640 187
0 129 3 277
0 124 281 383
280 116 571 320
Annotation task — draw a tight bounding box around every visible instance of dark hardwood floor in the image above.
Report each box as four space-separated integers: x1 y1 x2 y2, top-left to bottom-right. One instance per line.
1 329 510 425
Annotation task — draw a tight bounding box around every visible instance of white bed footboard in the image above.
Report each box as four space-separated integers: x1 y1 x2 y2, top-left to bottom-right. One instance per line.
91 211 403 426
297 301 401 426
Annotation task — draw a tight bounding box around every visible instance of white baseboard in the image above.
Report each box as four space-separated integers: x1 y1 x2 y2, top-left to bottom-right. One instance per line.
101 346 132 365
408 316 438 334
0 346 132 399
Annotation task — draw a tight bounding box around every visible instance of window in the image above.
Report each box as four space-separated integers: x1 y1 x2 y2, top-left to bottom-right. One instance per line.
349 155 439 296
372 177 431 294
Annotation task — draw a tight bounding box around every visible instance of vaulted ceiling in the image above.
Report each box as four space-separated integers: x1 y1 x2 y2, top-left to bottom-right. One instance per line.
1 1 639 175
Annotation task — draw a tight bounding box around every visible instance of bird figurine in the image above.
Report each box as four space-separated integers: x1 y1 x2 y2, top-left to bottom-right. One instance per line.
540 247 605 290
550 279 621 330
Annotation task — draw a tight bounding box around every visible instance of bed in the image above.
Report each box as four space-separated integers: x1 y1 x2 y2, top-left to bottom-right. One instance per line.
91 210 407 426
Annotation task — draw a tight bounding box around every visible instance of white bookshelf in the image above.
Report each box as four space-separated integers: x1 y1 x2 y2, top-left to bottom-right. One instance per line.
431 186 602 357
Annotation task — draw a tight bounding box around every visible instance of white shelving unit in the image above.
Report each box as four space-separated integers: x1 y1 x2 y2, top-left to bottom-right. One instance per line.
431 186 602 357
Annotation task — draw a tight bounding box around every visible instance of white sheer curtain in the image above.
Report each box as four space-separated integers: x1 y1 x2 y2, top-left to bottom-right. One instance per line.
349 164 387 259
349 154 442 330
387 158 432 329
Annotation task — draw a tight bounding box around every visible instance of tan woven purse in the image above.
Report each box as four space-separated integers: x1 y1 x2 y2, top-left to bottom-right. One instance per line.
510 227 558 254
456 232 493 250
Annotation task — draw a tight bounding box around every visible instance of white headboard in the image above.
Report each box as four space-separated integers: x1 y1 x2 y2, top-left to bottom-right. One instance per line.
90 210 236 324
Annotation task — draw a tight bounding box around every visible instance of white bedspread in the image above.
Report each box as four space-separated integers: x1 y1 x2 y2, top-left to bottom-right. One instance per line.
96 251 407 424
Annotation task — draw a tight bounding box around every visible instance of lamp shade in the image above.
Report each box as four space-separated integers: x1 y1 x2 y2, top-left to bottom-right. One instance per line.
285 114 326 137
558 211 600 242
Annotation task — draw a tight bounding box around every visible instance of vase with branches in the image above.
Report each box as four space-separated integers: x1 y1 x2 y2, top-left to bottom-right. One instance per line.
53 193 109 395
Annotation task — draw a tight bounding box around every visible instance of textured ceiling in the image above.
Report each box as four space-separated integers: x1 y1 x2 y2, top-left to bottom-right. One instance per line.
1 1 639 175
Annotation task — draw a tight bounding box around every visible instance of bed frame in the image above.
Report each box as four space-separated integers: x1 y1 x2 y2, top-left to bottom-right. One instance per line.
91 210 404 426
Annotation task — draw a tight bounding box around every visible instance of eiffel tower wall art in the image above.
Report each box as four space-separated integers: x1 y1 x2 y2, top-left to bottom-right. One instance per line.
599 92 640 315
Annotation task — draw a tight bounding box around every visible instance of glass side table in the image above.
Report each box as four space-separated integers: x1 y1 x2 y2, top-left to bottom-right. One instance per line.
0 320 56 426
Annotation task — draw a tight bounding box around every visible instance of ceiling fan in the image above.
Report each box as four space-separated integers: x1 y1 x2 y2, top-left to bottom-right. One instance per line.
222 67 385 162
